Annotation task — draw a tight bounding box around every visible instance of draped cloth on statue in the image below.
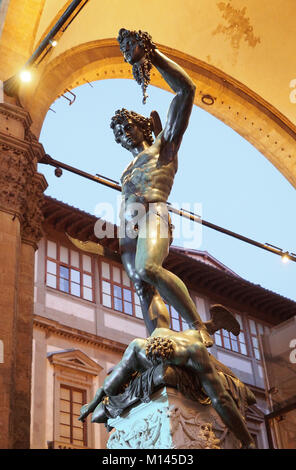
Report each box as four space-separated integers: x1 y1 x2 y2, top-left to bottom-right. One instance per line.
101 357 255 430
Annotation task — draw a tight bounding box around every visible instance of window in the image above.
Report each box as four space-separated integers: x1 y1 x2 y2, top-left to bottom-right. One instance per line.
165 304 190 332
248 318 270 361
215 313 248 356
46 240 94 302
59 385 87 447
100 260 143 319
100 259 189 331
47 349 102 449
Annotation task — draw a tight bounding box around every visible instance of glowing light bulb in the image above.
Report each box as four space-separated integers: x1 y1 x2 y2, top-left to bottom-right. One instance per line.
20 70 32 83
282 253 290 263
50 39 58 47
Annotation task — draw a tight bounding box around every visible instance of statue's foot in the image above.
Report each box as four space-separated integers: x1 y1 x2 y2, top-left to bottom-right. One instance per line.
78 404 90 422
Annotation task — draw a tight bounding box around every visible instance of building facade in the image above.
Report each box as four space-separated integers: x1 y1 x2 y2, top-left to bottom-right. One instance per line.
30 196 296 449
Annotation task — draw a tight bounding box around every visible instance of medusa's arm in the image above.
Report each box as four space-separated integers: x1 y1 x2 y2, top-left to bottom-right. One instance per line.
102 339 142 396
78 339 142 422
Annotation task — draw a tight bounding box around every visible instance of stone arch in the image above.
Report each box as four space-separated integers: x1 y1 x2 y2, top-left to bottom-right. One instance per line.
20 39 296 188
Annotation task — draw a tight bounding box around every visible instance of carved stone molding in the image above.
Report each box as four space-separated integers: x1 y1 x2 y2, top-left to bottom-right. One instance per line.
47 348 103 376
33 314 127 354
0 102 32 130
21 172 48 247
0 103 45 164
0 102 47 242
0 142 34 217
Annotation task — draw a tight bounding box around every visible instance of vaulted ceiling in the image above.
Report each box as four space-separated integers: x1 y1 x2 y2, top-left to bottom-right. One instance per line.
1 0 296 186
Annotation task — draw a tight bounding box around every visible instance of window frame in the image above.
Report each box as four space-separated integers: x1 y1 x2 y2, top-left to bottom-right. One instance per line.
99 258 189 331
45 239 95 303
59 384 87 447
99 259 142 319
165 303 190 332
248 316 271 362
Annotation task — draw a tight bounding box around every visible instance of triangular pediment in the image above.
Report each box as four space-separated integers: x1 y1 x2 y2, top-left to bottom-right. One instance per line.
47 348 102 375
68 358 85 365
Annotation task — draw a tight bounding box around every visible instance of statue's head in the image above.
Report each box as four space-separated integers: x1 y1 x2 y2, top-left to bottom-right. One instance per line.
117 28 154 65
145 336 175 364
110 108 154 151
117 28 156 103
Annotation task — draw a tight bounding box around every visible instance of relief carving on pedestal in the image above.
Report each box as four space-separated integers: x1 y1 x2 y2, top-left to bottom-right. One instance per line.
168 405 221 449
107 408 171 449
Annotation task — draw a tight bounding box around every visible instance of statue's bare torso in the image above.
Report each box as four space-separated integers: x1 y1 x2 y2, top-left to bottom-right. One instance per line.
121 132 177 208
133 327 203 370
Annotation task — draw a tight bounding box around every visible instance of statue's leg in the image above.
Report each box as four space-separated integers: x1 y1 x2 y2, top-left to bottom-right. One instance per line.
78 387 105 422
120 231 170 333
193 342 255 448
135 204 213 344
91 403 108 424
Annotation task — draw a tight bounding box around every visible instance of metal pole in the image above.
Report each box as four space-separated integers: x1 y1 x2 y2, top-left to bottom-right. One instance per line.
26 0 86 68
39 154 296 263
4 0 87 96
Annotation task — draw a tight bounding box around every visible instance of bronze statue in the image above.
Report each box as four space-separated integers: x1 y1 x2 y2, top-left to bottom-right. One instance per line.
77 30 257 449
79 327 256 449
111 29 239 346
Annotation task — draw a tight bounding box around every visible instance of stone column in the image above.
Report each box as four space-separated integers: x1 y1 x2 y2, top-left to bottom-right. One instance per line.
0 101 47 448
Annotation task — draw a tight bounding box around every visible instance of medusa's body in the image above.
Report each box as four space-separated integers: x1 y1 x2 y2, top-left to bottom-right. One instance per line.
79 328 255 449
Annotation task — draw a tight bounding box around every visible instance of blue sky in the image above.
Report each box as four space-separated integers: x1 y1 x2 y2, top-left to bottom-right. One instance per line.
39 78 296 302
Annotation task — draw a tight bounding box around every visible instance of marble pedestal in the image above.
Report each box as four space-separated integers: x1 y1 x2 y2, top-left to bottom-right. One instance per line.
107 386 240 449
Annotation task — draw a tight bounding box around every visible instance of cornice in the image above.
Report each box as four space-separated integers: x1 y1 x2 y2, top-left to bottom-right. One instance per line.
0 131 38 165
33 314 126 354
0 102 32 128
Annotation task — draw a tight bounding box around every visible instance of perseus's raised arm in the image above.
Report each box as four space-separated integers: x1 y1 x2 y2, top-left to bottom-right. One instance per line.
117 29 196 157
152 50 196 158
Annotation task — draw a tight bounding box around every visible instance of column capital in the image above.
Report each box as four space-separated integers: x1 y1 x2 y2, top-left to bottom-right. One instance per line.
0 139 34 218
21 172 48 248
0 102 48 243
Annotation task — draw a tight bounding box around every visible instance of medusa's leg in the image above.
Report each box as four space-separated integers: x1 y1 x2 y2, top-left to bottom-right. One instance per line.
91 403 108 424
192 342 255 448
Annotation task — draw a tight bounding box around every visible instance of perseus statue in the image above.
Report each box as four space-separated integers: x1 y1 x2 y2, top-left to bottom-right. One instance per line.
110 28 239 346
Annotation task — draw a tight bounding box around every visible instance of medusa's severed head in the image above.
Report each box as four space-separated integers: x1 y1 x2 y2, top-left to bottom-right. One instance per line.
117 28 156 104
